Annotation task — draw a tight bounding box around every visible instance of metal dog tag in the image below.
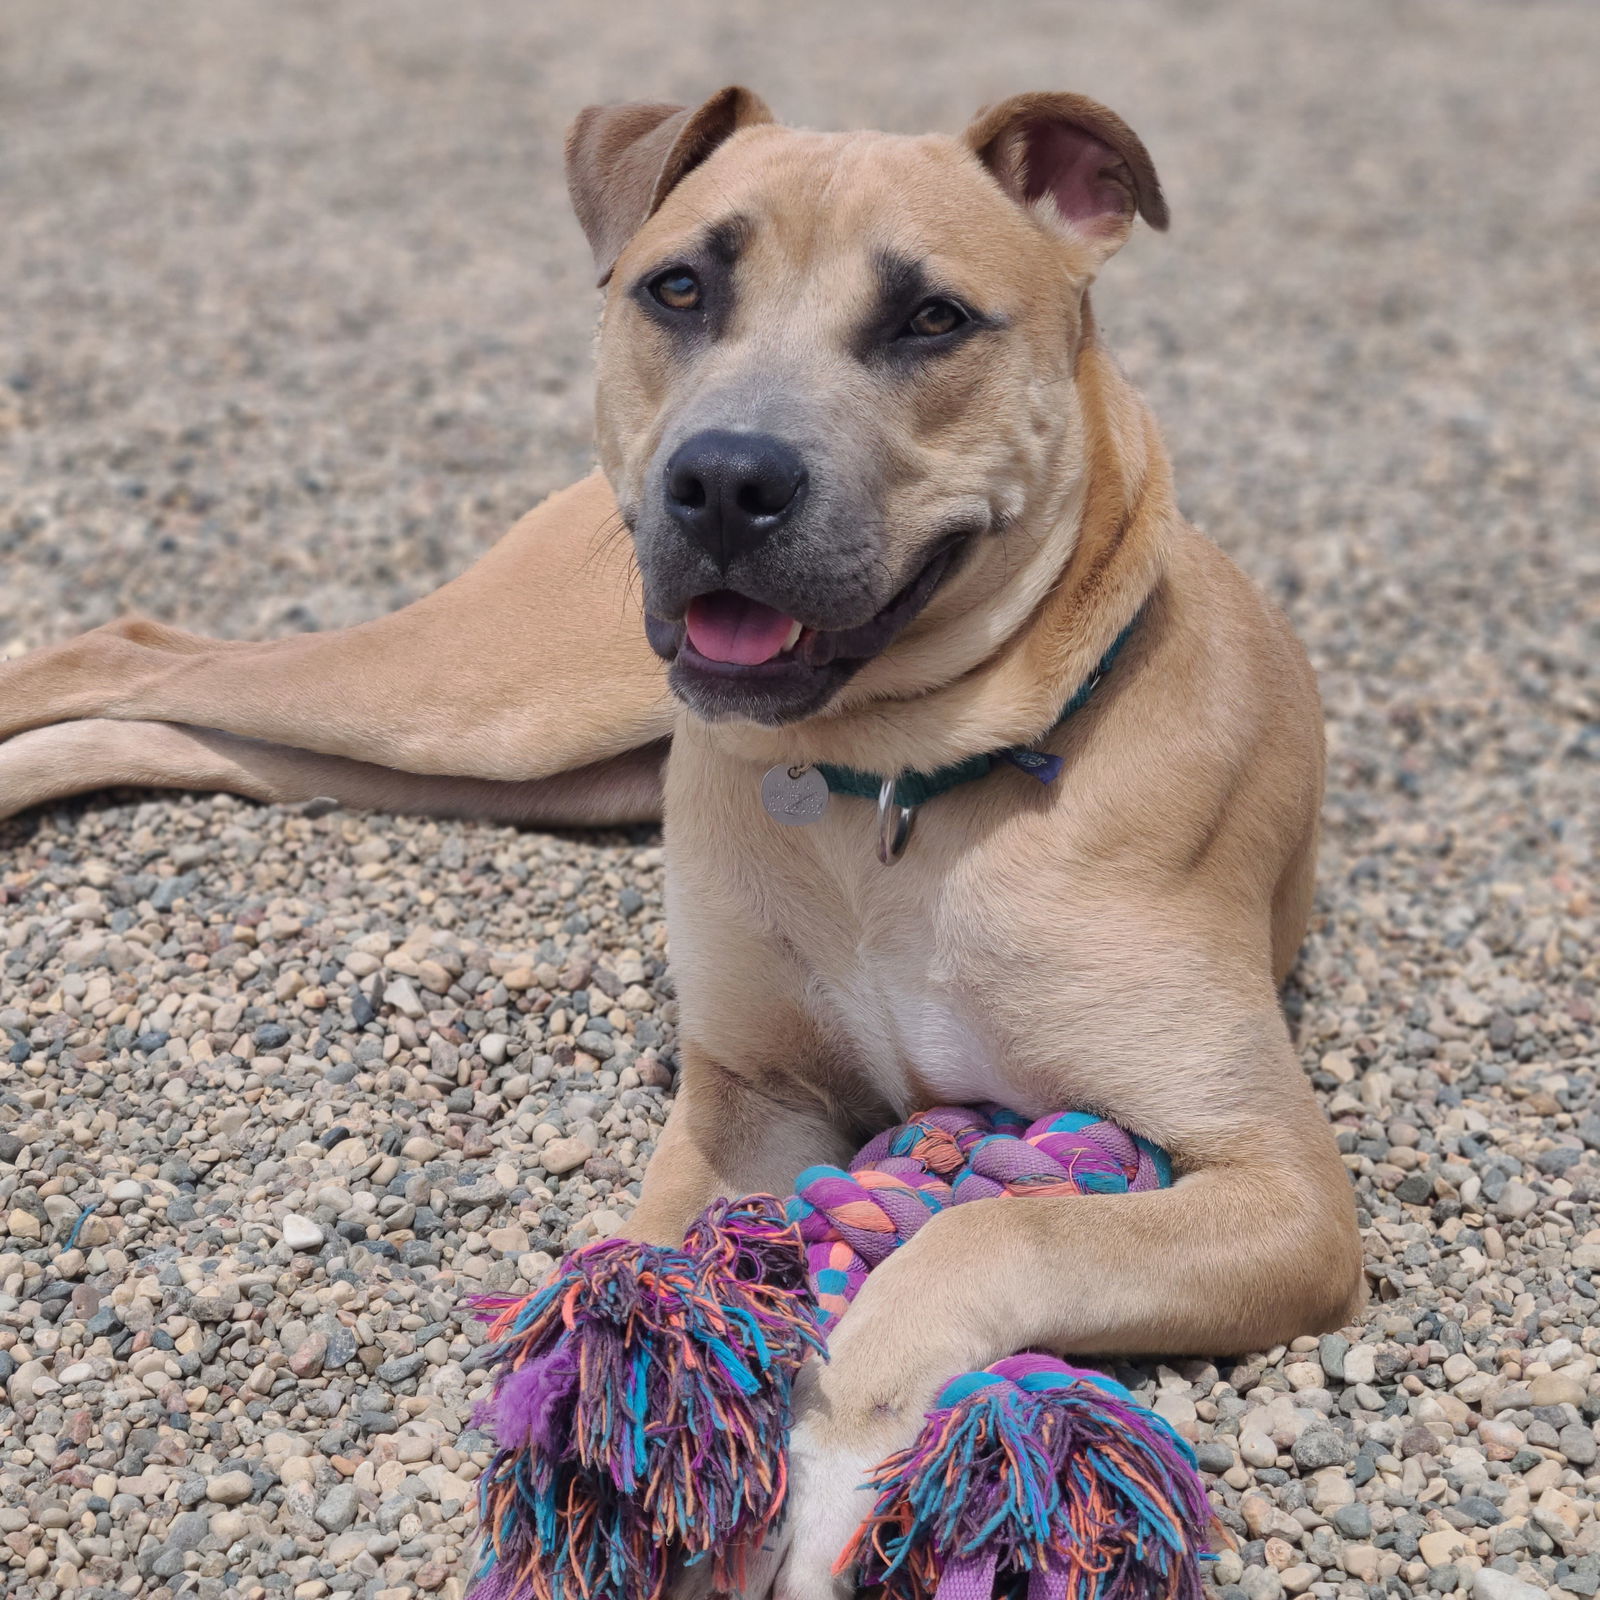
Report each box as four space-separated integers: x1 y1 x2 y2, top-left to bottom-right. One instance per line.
761 763 829 826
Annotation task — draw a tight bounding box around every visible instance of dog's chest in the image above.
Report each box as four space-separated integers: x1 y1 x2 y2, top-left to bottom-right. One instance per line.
779 852 1017 1111
674 742 1062 1112
811 954 1012 1110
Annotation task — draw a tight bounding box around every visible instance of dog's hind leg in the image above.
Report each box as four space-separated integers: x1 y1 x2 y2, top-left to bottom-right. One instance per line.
0 473 673 807
0 720 668 827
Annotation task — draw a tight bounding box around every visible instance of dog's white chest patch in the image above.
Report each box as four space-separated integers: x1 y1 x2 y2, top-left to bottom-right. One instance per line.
812 961 1011 1110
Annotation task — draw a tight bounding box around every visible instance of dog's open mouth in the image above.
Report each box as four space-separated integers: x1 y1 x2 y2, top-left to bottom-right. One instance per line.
684 593 808 668
644 541 962 724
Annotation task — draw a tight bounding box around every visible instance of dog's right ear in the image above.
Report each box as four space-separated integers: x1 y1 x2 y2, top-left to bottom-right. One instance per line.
565 87 773 285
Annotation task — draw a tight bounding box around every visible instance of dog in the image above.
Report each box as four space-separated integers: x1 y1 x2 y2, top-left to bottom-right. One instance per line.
1 88 1364 1598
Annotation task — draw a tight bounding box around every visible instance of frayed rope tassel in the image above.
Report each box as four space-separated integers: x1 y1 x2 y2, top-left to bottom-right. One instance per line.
843 1352 1215 1600
468 1195 823 1600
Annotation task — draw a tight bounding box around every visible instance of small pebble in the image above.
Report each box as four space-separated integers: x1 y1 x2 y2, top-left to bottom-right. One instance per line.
281 1213 326 1252
205 1472 255 1506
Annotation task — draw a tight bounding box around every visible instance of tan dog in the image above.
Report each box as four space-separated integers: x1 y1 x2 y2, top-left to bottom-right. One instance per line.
1 89 1363 1598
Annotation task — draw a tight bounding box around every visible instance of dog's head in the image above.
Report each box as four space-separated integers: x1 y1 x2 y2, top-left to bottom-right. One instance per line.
569 89 1166 726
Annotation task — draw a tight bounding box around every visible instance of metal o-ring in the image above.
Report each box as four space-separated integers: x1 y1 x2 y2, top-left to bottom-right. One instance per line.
876 778 917 864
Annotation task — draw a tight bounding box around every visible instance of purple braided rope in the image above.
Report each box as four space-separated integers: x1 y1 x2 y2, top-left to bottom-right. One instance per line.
789 1161 954 1326
952 1111 1166 1202
791 1108 1167 1327
852 1105 1015 1174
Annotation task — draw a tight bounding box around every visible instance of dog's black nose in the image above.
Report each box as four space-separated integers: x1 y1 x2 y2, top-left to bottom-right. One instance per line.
664 430 807 567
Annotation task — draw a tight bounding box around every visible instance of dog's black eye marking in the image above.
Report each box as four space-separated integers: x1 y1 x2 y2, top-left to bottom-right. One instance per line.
863 250 994 361
703 214 750 269
632 215 749 338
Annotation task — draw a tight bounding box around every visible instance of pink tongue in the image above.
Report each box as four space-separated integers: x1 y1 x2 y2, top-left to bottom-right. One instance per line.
684 592 798 666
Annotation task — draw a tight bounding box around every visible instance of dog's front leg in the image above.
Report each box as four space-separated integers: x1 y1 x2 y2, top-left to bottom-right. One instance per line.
625 1040 857 1247
766 1019 1362 1600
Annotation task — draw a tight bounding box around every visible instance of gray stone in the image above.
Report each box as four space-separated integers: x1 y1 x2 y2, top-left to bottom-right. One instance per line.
315 1316 359 1368
1454 1495 1503 1527
375 1353 426 1384
1331 1503 1372 1539
151 1547 187 1578
315 1484 359 1534
150 874 197 911
1561 1558 1600 1599
1239 1566 1284 1600
1290 1424 1349 1472
1317 1333 1349 1383
377 1490 418 1533
168 1510 211 1550
188 1285 241 1323
447 1177 506 1211
1558 1421 1598 1466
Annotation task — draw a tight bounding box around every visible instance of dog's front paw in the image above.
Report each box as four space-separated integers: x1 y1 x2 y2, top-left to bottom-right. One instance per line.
752 1236 996 1599
767 1404 887 1600
761 1323 961 1600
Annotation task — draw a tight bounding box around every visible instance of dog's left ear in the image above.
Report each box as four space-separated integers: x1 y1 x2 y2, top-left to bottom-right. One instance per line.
566 86 773 284
964 92 1167 268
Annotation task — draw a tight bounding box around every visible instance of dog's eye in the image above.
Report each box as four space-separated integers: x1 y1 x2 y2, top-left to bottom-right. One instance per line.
903 299 967 339
649 269 702 312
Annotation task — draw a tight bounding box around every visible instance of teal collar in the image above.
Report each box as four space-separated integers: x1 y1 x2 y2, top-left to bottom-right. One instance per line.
815 612 1140 811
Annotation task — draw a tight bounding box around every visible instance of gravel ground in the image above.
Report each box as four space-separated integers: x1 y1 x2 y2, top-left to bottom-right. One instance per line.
2 3 1598 1599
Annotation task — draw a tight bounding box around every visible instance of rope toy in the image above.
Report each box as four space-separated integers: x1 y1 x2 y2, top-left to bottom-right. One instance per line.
468 1106 1212 1600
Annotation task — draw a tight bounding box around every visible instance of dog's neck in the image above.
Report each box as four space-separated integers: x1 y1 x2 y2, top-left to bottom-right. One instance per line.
686 330 1175 777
